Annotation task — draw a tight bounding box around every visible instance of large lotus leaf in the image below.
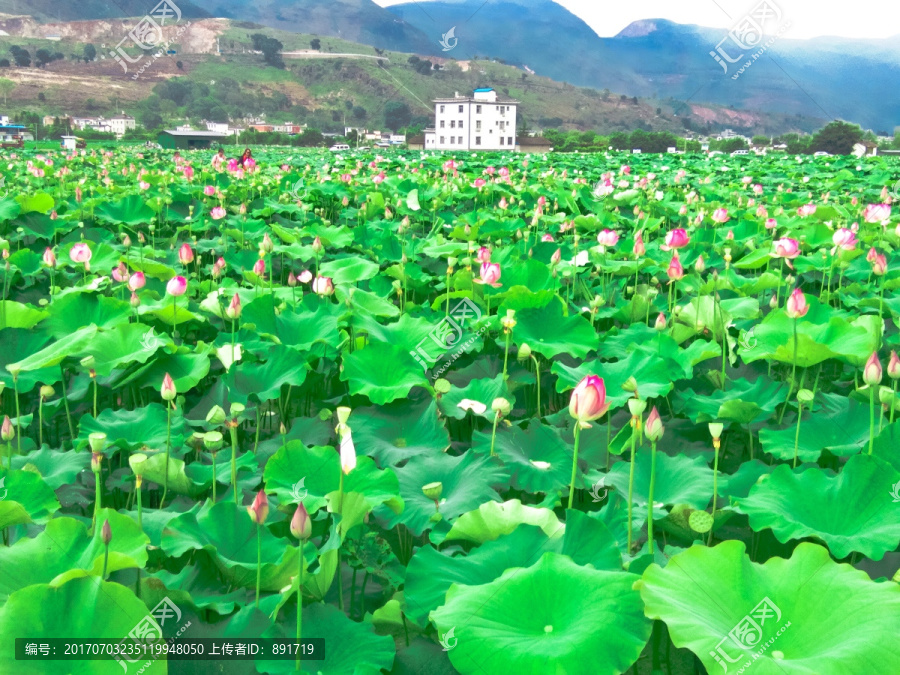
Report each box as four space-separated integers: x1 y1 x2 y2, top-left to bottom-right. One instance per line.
138 452 195 496
142 557 246 615
638 541 900 675
738 455 900 560
94 193 156 225
7 325 98 372
551 348 677 409
160 501 300 591
319 255 381 284
118 348 211 392
438 374 512 421
357 311 477 368
241 294 342 351
0 468 60 530
77 403 187 452
224 344 309 403
758 393 869 463
431 552 651 675
78 323 169 376
11 446 90 489
0 577 167 674
0 510 148 600
0 196 21 223
383 451 507 536
675 377 788 424
43 292 131 336
671 296 758 342
264 441 402 514
256 602 395 675
471 419 573 494
605 451 714 510
143 295 205 327
341 342 430 404
512 302 597 358
351 397 450 466
0 329 54 392
444 499 562 544
17 191 54 214
0 301 46 329
741 311 879 367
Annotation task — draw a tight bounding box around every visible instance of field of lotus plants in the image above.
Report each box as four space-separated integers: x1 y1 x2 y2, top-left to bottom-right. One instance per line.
0 145 899 674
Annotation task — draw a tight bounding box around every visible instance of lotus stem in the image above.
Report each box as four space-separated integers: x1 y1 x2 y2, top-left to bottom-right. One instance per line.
793 402 803 468
567 423 582 510
709 439 721 546
255 524 262 607
12 376 20 457
647 439 658 555
136 476 143 531
93 464 102 533
869 386 876 455
211 451 217 502
778 319 799 424
5 439 10 472
160 402 172 509
626 417 638 552
890 381 897 430
296 539 303 672
38 396 43 448
531 354 542 418
489 410 500 458
229 425 239 505
502 331 511 381
102 541 109 581
338 470 345 613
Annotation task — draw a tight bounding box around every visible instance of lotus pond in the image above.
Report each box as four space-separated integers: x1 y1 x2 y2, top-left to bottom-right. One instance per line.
0 147 899 674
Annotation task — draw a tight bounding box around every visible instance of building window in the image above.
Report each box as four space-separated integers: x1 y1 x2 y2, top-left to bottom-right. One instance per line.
459 121 463 129
476 105 482 114
476 121 482 131
476 137 481 145
459 105 464 113
508 137 513 145
458 136 463 144
440 136 445 144
500 137 504 146
450 137 455 144
440 120 445 128
440 105 445 113
450 120 455 128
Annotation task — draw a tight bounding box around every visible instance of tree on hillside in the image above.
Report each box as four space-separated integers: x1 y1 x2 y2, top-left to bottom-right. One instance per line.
812 120 863 155
251 33 284 69
83 44 97 62
10 47 30 68
35 49 53 67
310 38 321 50
0 59 9 68
752 135 770 146
0 78 14 105
384 101 411 131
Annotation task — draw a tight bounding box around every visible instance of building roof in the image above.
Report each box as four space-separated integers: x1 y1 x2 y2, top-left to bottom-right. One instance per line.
474 87 494 92
161 130 229 137
433 97 519 104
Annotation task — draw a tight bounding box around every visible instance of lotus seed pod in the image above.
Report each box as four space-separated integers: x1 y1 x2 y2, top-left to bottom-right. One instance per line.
627 398 647 416
797 389 815 405
491 397 512 416
621 376 638 393
689 510 714 533
206 405 227 425
39 385 55 399
434 379 451 395
88 432 107 453
422 481 443 501
203 431 224 453
336 406 352 426
518 343 532 360
708 423 724 440
230 402 245 416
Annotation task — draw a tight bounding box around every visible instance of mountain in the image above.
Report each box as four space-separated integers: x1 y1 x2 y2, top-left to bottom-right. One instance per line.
388 2 900 131
187 0 437 54
0 0 210 21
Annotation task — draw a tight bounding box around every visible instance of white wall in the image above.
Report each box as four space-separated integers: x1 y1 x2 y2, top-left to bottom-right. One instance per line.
433 100 516 151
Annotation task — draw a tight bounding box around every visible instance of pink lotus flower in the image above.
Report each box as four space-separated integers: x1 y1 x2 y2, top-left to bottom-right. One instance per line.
541 233 554 243
537 196 546 207
871 252 888 276
797 204 817 217
765 218 778 230
475 262 502 288
476 247 491 264
711 208 730 223
312 276 334 296
551 248 561 265
178 243 194 265
568 375 609 428
139 181 150 190
499 167 509 178
372 173 385 184
473 178 486 189
753 184 763 195
128 272 145 291
863 352 883 386
160 372 176 401
226 293 242 320
112 263 128 283
43 247 56 267
773 238 800 260
203 185 216 196
596 229 619 248
166 276 187 296
210 207 226 220
252 258 266 277
663 228 690 250
785 287 809 319
831 228 857 252
499 197 508 209
247 490 269 525
863 204 891 223
667 252 684 282
633 231 646 257
888 351 900 380
299 269 313 284
70 243 92 265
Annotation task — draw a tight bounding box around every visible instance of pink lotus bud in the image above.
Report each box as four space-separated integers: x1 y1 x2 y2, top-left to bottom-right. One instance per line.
312 276 334 296
568 375 609 427
863 352 883 386
43 247 56 267
797 204 817 217
167 276 187 296
50 210 58 220
695 255 706 274
340 430 357 474
247 490 269 525
645 406 664 441
654 312 667 331
871 253 887 276
128 272 146 291
476 247 491 264
765 218 777 230
226 293 241 320
290 503 312 540
888 351 900 380
663 228 690 250
551 248 561 265
679 204 688 215
785 287 809 319
867 247 878 263
203 185 216 196
75 186 82 203
541 233 554 243
312 236 323 253
178 243 194 265
726 230 734 240
160 372 176 401
101 519 112 545
261 233 275 254
252 258 266 277
475 262 502 288
711 208 730 223
597 229 619 248
130 292 141 308
112 263 128 283
70 243 92 265
499 197 508 209
667 252 684 281
122 235 132 248
633 231 646 257
287 272 298 287
1 415 14 441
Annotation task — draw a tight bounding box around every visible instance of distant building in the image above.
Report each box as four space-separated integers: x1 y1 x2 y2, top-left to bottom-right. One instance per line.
109 113 136 136
158 129 229 150
0 124 26 147
516 136 553 153
206 121 230 134
424 88 518 151
249 124 274 133
852 141 878 157
0 115 9 126
273 122 305 134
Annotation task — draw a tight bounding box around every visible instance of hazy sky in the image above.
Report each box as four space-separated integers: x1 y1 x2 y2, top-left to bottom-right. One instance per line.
372 0 900 40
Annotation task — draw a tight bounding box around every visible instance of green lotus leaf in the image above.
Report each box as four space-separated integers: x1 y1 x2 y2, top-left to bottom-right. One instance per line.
471 419 573 494
0 468 60 530
17 191 54 214
44 292 131 336
444 499 562 544
77 323 169 376
241 294 342 351
7 325 98 372
0 510 148 600
431 552 651 675
118 348 211 392
512 302 597 358
0 300 46 330
78 403 187 453
11 446 91 489
438 374 512 421
264 441 402 514
738 454 900 559
0 329 54 392
224 344 309 403
382 450 507 536
138 452 195 496
351 397 450 466
341 342 430 404
638 541 900 675
319 255 381 284
0 577 167 674
605 451 714 512
675 377 788 424
160 500 300 591
758 392 869 462
94 193 156 225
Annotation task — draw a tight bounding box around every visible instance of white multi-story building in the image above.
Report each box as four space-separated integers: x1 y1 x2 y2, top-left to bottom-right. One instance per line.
424 88 518 151
109 113 136 136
